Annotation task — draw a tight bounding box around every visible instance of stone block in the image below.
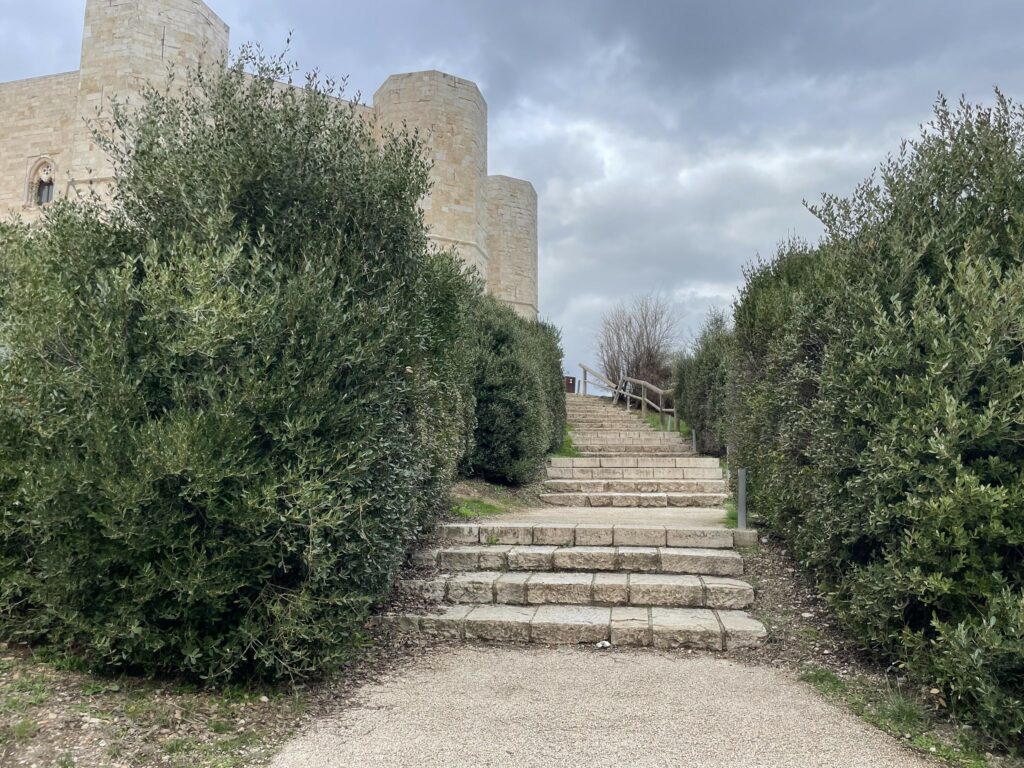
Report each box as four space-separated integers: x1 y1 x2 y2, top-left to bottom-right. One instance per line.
530 605 610 644
418 605 473 639
400 578 446 603
440 523 480 544
666 528 733 549
651 608 722 650
526 572 593 604
412 548 439 568
552 546 617 571
719 610 767 649
616 547 660 572
494 572 531 604
478 523 533 546
532 524 576 546
629 574 703 607
659 548 743 577
446 572 498 603
507 545 557 571
574 524 613 546
614 525 667 547
438 546 481 571
610 606 651 646
464 605 535 642
592 573 628 605
733 529 759 548
478 547 512 570
540 493 587 507
702 577 755 610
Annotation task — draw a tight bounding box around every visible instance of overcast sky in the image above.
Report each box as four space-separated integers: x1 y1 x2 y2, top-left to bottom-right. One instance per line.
3 1 1024 375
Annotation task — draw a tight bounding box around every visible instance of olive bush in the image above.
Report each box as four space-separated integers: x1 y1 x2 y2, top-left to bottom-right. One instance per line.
674 308 731 456
727 95 1024 747
463 297 564 484
0 49 477 681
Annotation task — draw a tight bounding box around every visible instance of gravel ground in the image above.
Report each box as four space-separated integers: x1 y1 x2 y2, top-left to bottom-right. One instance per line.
270 645 934 768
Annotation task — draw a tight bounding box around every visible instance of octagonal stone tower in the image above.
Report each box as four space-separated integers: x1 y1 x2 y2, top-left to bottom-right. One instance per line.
0 0 539 318
374 72 490 281
69 0 230 199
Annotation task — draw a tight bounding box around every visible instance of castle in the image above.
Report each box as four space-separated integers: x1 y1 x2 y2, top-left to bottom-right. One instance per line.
0 0 539 318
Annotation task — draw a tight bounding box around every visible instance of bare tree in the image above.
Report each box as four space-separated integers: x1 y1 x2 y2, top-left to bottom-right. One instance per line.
596 292 680 389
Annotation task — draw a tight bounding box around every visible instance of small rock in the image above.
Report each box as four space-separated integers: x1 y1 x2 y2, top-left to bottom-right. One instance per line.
801 612 813 618
259 695 269 703
595 640 611 649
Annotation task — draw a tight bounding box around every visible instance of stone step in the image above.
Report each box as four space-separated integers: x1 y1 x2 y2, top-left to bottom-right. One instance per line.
440 522 736 549
542 479 726 493
550 457 720 468
546 466 723 480
418 545 744 577
573 445 697 455
402 571 753 609
571 432 686 442
539 491 728 508
379 604 766 649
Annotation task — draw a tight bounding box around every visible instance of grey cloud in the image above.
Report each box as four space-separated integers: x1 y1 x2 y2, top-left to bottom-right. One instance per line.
4 0 1024 372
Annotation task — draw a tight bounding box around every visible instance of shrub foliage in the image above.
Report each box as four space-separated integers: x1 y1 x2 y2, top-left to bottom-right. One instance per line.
673 308 731 456
464 298 565 484
719 95 1024 746
0 50 486 681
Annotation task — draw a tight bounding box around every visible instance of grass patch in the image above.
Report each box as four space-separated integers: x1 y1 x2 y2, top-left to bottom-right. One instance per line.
723 498 738 529
642 412 690 435
552 426 580 457
798 666 848 696
798 665 993 767
452 498 506 518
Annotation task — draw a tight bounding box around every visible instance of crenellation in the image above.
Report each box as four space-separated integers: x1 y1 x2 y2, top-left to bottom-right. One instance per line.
0 0 538 317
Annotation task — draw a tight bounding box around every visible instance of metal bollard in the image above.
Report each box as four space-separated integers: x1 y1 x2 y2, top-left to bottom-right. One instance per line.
737 468 747 530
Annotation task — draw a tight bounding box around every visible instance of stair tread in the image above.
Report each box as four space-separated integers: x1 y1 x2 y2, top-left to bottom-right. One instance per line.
378 604 766 649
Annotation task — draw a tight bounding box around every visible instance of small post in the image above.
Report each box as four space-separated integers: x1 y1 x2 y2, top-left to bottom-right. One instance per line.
641 384 647 417
582 367 588 397
659 392 665 431
691 431 697 453
737 468 747 530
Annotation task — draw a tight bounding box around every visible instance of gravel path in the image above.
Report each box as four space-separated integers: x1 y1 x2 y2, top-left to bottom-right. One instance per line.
271 646 933 768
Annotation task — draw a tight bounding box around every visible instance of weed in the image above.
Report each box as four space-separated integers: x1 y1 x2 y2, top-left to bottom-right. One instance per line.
453 498 505 519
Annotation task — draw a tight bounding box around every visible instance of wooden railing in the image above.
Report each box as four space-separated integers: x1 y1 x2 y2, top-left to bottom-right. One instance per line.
578 363 677 431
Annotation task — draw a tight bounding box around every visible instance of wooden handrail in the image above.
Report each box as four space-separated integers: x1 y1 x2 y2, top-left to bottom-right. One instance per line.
577 363 676 430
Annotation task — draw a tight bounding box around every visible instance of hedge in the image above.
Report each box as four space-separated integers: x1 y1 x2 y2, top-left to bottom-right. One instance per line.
463 298 565 484
673 308 731 456
0 50 479 681
724 95 1024 747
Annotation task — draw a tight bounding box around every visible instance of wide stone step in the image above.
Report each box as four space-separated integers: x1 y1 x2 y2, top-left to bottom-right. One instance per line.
546 466 724 480
550 457 720 468
379 604 766 649
402 571 753 609
574 446 697 455
440 522 736 549
540 491 728 508
542 479 726 493
571 432 686 443
418 545 744 576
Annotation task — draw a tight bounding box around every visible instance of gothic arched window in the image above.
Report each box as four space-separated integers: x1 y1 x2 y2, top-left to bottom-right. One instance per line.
27 159 56 207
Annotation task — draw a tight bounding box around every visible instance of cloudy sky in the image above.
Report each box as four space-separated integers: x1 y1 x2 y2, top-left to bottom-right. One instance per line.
3 1 1023 374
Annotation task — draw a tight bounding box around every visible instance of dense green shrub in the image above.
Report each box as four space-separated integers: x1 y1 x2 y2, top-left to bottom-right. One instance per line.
0 50 477 681
674 308 731 455
463 297 564 484
727 95 1024 747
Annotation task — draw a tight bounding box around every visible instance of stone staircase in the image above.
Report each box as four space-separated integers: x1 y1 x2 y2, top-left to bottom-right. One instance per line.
381 393 766 650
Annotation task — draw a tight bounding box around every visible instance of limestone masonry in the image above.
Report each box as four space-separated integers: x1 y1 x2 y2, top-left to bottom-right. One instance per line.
0 0 539 318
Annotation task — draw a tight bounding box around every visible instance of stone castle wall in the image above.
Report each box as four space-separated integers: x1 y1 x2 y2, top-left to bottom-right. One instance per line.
0 0 538 318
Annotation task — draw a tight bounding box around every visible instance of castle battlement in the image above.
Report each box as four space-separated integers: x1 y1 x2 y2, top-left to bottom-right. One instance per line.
0 0 539 318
